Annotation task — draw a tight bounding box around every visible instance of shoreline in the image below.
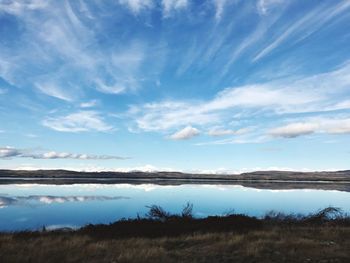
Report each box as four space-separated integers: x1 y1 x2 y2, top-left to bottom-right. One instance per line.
1 169 350 191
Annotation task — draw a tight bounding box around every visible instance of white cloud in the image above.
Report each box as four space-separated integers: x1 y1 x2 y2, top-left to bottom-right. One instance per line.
196 135 266 146
0 146 127 160
0 0 47 15
35 82 74 102
162 0 188 17
213 0 227 21
94 79 126 95
118 0 188 16
256 0 283 15
204 84 317 111
269 117 350 138
25 134 38 138
42 111 112 132
119 0 153 14
129 62 350 132
3 164 178 173
94 41 146 94
170 126 200 140
319 118 350 134
325 100 350 111
208 127 250 136
110 164 176 173
269 122 317 138
0 146 21 158
131 100 220 131
80 100 98 108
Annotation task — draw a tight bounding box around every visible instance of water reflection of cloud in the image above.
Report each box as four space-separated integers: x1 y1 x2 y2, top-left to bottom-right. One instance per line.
0 195 129 208
85 183 177 192
33 195 129 204
52 183 178 192
10 183 177 192
0 196 17 208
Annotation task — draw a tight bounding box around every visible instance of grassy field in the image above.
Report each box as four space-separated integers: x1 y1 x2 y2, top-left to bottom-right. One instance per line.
1 226 349 262
1 207 349 263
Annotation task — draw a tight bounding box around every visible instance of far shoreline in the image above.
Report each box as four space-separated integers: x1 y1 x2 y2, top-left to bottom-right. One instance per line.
1 169 350 191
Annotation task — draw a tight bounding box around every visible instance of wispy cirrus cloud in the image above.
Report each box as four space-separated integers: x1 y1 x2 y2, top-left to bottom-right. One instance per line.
195 135 267 146
0 0 47 15
253 1 350 61
118 0 189 17
256 0 284 16
162 0 188 17
222 1 286 76
0 0 159 104
212 0 228 21
35 81 74 102
118 0 154 14
80 100 98 108
0 146 128 160
207 127 251 137
42 111 113 132
129 62 350 133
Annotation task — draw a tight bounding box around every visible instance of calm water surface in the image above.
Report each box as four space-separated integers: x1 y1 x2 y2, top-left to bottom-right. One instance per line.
1 183 350 231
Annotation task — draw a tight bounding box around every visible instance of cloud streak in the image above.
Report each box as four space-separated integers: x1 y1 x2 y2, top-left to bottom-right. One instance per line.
0 146 128 160
269 117 350 138
162 0 188 17
254 1 350 61
207 127 251 137
42 111 112 132
119 0 154 14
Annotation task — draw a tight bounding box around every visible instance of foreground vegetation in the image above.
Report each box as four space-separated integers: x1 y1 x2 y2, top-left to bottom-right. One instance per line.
0 206 349 263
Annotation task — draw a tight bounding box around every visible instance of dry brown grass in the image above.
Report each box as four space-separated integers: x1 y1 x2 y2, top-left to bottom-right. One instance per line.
1 226 349 263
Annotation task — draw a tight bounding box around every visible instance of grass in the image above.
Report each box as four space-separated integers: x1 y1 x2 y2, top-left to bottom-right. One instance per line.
0 206 349 262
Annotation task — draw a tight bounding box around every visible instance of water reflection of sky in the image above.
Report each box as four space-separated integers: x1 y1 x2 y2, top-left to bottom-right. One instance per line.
0 184 350 231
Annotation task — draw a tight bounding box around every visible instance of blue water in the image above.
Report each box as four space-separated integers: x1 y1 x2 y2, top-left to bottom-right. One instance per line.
0 184 349 231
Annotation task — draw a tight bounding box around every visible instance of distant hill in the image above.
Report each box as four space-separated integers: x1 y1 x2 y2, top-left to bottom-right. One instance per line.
0 169 350 181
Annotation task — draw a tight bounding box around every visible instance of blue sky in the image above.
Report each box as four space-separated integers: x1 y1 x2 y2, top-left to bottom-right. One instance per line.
0 0 350 173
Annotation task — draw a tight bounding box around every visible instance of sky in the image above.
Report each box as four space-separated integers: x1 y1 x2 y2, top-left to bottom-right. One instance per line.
0 0 350 173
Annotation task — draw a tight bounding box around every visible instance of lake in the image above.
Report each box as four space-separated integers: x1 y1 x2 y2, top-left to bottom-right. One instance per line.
1 183 350 231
